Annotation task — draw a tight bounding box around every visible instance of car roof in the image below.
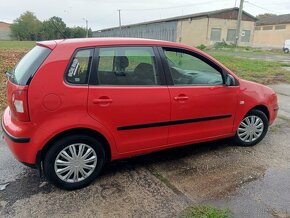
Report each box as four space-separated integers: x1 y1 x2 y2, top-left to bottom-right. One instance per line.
36 37 183 50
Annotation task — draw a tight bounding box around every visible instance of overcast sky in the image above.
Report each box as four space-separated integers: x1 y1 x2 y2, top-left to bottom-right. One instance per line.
0 0 289 31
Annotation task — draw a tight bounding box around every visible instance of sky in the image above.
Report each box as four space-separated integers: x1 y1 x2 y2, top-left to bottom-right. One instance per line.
0 0 290 31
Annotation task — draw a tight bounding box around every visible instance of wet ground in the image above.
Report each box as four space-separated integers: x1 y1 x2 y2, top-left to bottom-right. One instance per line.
1 83 290 218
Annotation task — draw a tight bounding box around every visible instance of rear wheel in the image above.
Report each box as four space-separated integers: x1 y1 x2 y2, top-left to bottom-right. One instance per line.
284 48 289 53
233 110 268 146
44 134 106 190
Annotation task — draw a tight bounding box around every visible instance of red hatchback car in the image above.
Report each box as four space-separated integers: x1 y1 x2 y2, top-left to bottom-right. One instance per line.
2 38 278 190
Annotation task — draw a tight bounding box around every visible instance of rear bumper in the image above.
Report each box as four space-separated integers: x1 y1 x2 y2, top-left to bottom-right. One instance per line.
1 107 37 165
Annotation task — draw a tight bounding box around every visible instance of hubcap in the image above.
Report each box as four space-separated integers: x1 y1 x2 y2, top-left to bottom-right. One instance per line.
54 143 97 183
237 115 264 143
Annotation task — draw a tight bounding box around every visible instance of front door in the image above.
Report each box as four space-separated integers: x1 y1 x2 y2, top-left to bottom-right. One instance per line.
161 48 238 145
88 46 170 153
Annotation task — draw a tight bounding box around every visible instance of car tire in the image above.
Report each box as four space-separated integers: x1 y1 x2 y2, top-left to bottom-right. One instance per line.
284 48 289 53
233 110 269 147
44 134 106 190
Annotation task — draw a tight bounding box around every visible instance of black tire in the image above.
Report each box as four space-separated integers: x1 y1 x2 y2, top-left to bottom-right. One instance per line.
284 48 289 53
44 134 106 190
233 109 269 147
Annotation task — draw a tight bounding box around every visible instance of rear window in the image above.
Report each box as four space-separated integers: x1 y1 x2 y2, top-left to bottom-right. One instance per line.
10 46 51 85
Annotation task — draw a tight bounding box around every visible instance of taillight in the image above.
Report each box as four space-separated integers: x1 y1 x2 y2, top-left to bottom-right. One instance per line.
11 90 30 122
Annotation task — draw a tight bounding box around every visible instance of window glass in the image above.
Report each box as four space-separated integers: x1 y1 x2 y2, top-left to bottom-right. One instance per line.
66 49 93 84
97 47 160 86
210 28 221 41
226 29 236 42
11 46 51 85
241 30 251 42
164 49 223 86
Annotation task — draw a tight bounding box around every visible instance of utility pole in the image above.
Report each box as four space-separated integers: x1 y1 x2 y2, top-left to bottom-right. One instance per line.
235 0 244 46
83 18 88 38
118 9 122 36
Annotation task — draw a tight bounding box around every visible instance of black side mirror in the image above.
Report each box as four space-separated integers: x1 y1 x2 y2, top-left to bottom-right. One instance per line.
225 74 235 86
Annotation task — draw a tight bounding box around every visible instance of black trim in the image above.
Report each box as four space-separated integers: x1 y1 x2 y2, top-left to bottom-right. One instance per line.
117 114 232 131
1 121 30 143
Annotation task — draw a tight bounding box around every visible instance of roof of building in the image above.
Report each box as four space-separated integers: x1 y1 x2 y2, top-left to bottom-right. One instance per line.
256 14 290 26
0 21 11 25
94 7 256 32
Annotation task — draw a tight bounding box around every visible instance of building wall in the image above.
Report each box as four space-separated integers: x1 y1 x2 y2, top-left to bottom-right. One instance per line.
177 18 255 47
0 22 11 40
253 24 290 48
93 21 177 42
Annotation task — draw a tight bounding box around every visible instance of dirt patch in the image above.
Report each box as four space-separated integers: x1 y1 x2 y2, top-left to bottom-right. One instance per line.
0 48 29 111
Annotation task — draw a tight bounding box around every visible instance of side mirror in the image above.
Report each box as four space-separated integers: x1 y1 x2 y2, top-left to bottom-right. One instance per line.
225 74 235 86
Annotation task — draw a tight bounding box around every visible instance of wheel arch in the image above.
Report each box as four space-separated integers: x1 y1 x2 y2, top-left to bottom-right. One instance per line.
248 105 270 121
40 128 112 163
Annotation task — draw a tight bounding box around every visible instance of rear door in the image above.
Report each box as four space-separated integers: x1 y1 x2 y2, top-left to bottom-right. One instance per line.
160 47 238 145
88 46 170 154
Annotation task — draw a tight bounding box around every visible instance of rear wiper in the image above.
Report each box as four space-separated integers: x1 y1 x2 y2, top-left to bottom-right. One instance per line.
5 71 14 79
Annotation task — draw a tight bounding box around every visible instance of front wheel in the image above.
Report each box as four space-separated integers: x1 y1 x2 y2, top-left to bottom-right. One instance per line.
44 134 106 190
284 48 289 53
233 110 269 146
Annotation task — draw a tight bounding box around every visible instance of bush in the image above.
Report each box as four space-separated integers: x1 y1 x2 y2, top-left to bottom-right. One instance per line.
196 44 207 50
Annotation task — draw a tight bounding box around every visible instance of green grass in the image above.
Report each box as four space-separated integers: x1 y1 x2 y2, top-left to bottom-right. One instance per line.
0 41 35 49
211 54 290 84
182 206 231 218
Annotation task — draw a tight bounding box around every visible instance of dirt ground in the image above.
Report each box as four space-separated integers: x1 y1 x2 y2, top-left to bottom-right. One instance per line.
0 83 289 217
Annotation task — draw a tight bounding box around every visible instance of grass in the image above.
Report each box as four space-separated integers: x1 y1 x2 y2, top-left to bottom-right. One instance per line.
0 41 35 49
182 205 231 218
211 54 290 84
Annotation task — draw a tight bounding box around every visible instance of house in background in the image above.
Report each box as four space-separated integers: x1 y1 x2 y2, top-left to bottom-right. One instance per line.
254 14 290 48
93 8 257 47
0 21 11 40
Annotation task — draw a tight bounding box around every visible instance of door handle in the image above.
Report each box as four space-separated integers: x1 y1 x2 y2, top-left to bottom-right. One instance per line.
174 96 189 101
93 98 113 104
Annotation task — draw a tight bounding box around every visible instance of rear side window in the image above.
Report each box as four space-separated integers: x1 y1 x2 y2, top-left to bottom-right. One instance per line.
11 46 51 85
95 47 160 86
66 49 94 84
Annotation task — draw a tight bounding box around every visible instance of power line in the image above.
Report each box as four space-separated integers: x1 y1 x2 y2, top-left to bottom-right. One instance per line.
120 0 230 12
244 1 277 13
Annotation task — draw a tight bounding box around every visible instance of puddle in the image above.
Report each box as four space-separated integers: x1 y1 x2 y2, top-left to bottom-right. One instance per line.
207 167 290 217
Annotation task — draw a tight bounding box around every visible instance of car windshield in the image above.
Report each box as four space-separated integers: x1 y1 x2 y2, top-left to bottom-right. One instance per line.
9 46 51 85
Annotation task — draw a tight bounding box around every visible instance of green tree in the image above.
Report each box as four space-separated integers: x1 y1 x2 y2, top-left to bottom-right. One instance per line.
256 13 277 20
10 11 42 40
40 16 67 40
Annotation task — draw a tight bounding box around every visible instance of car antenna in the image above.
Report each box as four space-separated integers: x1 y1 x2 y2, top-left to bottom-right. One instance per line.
51 20 68 39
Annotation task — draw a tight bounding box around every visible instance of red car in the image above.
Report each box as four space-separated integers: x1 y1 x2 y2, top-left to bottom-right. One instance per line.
2 38 278 190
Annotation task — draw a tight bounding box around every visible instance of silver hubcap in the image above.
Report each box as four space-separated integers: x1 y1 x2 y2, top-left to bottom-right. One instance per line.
54 143 97 183
237 115 264 143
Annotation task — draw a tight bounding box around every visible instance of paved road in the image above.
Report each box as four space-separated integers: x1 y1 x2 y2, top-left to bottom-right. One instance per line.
1 84 290 218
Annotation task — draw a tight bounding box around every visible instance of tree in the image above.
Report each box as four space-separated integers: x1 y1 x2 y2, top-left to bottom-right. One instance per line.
40 16 67 40
10 11 42 40
256 13 277 20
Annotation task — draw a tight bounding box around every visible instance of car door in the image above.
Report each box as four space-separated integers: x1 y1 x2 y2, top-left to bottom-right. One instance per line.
88 46 170 154
160 47 238 145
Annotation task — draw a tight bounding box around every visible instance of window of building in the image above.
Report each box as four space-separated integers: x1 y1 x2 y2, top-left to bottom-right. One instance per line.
210 28 221 41
96 47 160 86
262 26 273 30
66 49 93 84
163 49 223 86
226 29 236 41
275 25 286 30
254 26 261 31
241 30 251 42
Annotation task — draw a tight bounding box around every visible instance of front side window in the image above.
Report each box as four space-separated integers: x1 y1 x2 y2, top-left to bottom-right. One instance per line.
164 49 223 86
96 47 160 86
66 49 93 84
